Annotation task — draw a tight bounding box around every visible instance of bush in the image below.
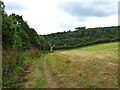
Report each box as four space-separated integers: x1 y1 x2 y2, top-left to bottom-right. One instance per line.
2 48 21 75
2 48 25 88
27 48 41 59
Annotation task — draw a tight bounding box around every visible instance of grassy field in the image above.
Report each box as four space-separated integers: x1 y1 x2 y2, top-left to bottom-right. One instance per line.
15 42 118 88
46 42 118 88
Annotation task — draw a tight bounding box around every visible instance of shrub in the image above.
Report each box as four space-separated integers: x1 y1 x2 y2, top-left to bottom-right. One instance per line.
27 48 41 59
2 48 21 75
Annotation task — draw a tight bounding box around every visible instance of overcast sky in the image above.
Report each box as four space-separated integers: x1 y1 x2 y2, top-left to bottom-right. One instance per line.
3 0 119 35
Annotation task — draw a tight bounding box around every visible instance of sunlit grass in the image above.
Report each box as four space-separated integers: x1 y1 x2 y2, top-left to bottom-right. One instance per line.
46 42 118 88
76 42 118 52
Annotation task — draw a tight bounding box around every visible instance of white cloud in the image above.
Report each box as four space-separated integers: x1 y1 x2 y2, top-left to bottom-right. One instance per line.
3 0 119 35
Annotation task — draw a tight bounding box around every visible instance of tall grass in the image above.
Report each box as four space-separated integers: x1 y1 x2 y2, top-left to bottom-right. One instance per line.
2 48 27 88
2 48 42 88
27 48 41 59
2 48 21 75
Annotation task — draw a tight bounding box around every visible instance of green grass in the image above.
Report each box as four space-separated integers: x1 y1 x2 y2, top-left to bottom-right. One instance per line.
2 48 48 88
2 51 29 88
76 42 118 52
34 77 47 88
33 54 48 88
4 42 118 88
20 54 48 88
46 42 119 88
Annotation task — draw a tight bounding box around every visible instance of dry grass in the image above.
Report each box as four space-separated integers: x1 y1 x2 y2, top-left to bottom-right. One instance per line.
2 48 43 88
27 48 41 59
2 48 21 75
46 42 118 88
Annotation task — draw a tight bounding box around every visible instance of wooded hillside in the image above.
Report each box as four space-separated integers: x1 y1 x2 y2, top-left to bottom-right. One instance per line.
43 26 119 50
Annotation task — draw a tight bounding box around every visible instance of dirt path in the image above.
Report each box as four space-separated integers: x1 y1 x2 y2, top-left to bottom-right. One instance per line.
24 64 42 88
44 56 59 88
16 55 59 88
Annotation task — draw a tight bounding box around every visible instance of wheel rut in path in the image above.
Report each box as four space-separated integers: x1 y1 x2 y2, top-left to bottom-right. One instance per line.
44 56 59 88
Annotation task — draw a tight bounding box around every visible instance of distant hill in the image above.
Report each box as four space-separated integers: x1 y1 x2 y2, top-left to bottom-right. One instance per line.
43 26 119 50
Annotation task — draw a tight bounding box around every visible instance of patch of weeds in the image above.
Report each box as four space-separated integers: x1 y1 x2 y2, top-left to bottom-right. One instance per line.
86 81 97 90
27 75 34 81
87 59 99 73
34 77 47 88
2 48 44 88
28 48 41 59
46 54 53 65
39 63 44 72
85 80 97 88
64 59 71 64
113 76 118 87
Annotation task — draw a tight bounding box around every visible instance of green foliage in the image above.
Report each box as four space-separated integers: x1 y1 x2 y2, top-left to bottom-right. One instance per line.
2 9 50 51
2 1 51 88
44 26 119 50
2 49 25 88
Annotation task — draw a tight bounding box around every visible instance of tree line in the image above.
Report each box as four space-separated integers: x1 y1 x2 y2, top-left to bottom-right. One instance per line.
43 26 119 50
2 2 50 51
